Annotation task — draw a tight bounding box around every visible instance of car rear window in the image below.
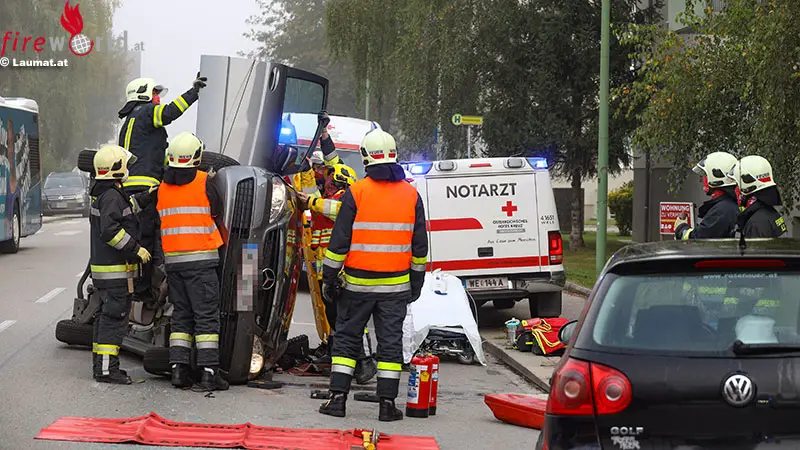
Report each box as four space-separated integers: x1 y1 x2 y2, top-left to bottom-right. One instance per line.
591 271 800 354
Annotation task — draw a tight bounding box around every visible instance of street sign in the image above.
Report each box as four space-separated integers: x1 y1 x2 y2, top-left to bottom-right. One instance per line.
659 202 695 235
451 114 483 126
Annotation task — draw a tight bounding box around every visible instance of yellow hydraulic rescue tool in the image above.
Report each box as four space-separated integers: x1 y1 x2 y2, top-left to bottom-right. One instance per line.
301 211 331 343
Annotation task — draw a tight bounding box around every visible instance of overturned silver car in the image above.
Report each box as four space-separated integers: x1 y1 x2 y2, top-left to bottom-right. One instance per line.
55 56 329 385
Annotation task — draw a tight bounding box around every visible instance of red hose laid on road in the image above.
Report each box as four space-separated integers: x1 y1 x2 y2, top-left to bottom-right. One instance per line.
35 412 440 449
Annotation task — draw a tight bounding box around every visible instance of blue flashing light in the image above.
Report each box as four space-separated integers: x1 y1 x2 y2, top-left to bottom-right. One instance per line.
527 157 548 169
410 161 433 175
278 119 297 145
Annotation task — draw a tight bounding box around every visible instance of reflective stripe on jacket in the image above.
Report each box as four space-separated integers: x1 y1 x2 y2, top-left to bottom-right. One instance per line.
322 177 428 293
89 182 144 288
157 171 223 269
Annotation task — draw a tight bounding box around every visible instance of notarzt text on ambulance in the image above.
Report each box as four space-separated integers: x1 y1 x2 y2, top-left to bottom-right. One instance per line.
445 183 517 198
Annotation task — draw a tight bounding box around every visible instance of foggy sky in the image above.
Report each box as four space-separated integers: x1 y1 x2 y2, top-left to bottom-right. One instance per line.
113 0 260 137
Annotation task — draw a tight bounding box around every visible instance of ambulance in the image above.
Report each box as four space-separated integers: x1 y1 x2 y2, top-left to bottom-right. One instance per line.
401 157 565 318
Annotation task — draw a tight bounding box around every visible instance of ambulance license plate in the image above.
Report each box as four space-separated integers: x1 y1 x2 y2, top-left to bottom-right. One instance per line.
466 277 508 290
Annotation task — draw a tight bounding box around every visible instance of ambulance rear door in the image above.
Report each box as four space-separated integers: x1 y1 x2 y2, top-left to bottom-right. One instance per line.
419 157 547 285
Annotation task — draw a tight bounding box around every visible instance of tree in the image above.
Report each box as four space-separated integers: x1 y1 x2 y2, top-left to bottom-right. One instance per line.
244 0 360 119
0 0 130 173
617 0 800 208
476 0 662 250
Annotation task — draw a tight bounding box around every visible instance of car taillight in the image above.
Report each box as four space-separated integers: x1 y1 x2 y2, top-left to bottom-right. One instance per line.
546 358 631 416
548 231 563 265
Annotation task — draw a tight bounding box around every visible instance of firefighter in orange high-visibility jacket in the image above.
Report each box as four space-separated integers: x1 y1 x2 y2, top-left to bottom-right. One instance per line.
156 132 229 393
89 145 155 385
318 129 428 422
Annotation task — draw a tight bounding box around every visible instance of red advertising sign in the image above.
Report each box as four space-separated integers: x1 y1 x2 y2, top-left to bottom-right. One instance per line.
660 202 695 235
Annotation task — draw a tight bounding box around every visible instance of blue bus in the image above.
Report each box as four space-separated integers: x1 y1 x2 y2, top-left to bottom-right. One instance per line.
0 97 43 253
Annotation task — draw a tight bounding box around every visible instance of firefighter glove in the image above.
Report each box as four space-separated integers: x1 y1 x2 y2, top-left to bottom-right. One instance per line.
137 246 152 264
148 185 159 194
318 110 331 129
193 72 208 91
673 215 689 233
409 288 422 304
322 282 338 303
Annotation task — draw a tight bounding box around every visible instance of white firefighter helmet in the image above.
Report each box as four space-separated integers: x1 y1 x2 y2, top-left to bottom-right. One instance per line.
735 155 776 195
310 150 324 166
167 132 204 168
93 144 136 181
125 77 168 102
692 151 738 188
360 129 398 167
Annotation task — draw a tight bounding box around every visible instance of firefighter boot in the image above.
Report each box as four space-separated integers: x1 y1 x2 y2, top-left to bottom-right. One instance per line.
319 392 347 418
378 398 403 422
355 357 378 385
171 363 192 388
93 353 132 385
198 367 229 392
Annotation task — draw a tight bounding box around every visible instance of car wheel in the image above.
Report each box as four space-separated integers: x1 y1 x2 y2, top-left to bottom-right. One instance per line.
55 319 93 347
493 299 515 310
457 349 475 365
0 206 21 254
143 347 171 376
200 151 240 172
529 291 563 318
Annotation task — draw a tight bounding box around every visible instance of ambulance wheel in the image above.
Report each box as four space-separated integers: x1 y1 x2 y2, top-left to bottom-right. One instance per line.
529 291 562 318
55 319 93 347
493 299 515 310
143 347 171 376
200 151 240 172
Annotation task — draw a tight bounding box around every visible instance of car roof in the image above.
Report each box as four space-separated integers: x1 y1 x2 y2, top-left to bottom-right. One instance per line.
606 239 800 270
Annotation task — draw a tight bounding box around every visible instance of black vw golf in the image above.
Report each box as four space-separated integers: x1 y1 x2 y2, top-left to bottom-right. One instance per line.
540 239 800 450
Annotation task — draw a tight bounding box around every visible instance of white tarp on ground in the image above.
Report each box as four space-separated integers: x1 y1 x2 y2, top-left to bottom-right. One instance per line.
402 271 487 366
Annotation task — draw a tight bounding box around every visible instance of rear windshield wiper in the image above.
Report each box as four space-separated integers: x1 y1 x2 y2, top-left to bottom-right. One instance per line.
731 339 800 355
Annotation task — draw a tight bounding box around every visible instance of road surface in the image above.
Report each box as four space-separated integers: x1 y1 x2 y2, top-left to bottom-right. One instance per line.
0 216 586 449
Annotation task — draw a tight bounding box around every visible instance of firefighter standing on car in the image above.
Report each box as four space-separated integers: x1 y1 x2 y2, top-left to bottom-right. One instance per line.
673 152 740 240
117 74 208 305
727 155 787 238
155 132 229 392
318 129 428 422
89 145 155 384
298 164 378 385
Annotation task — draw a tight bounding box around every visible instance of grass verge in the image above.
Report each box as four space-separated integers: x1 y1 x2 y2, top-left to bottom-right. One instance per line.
562 232 629 289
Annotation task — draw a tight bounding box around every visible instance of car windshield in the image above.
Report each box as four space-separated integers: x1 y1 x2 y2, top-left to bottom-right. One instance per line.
591 271 800 355
45 175 84 189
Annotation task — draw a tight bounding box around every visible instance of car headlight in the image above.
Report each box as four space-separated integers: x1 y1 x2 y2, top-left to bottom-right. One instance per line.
270 177 287 223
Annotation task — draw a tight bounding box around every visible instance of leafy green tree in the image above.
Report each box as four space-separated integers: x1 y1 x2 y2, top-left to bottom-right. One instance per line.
0 0 130 173
244 0 360 118
617 0 800 208
609 181 634 236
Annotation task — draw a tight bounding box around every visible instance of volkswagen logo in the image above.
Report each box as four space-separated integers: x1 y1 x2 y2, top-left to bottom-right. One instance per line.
58 195 64 200
722 373 755 407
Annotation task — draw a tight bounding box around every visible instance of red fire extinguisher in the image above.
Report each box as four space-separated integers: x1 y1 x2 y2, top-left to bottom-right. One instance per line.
406 354 432 418
429 355 439 415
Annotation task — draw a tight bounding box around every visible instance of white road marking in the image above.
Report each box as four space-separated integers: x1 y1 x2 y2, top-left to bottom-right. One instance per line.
55 230 83 236
290 320 316 327
35 287 66 304
0 320 16 333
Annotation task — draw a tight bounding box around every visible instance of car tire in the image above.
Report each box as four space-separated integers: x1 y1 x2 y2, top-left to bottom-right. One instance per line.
200 151 240 172
0 205 21 254
55 319 93 347
493 299 515 310
143 347 171 376
457 348 476 365
529 291 562 318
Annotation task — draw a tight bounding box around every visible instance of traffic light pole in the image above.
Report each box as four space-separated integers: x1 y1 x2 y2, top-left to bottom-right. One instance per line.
596 0 611 277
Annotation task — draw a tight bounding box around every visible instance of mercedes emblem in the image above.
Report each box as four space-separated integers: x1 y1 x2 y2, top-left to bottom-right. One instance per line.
722 373 755 407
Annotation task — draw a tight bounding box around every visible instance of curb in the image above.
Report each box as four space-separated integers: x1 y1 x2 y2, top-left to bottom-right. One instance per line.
483 340 550 392
565 281 591 297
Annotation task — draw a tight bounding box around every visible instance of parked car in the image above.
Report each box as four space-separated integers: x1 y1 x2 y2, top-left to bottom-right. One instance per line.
43 172 89 217
540 238 800 449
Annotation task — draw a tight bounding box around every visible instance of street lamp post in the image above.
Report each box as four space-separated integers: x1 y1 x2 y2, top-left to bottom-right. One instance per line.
596 0 611 276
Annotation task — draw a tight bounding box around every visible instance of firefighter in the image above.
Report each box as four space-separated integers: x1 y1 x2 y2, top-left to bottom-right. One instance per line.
727 155 787 238
156 132 229 392
89 144 154 384
318 129 428 422
673 151 739 240
117 74 208 305
310 150 329 193
298 164 377 385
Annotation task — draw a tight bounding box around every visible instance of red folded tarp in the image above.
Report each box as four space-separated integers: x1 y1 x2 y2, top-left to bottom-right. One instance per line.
35 412 440 449
484 393 546 430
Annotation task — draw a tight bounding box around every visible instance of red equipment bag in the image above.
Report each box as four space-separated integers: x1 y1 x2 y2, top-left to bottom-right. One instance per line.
521 317 570 355
484 394 546 429
35 412 440 449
